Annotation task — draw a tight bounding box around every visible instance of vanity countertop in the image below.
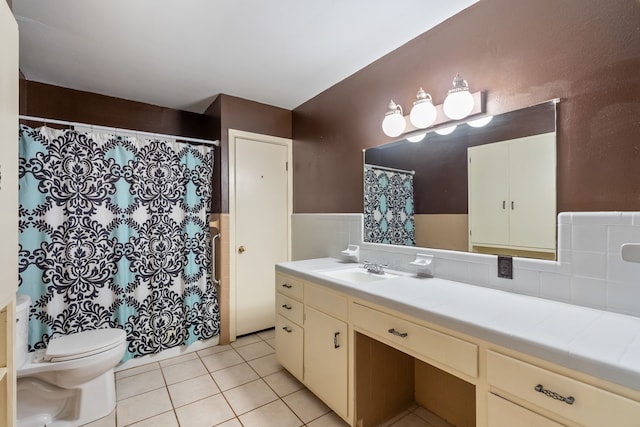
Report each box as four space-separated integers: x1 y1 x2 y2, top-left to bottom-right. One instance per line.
276 257 640 392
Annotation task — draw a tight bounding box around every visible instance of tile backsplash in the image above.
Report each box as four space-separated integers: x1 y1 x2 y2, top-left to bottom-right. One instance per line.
292 214 363 261
292 212 640 318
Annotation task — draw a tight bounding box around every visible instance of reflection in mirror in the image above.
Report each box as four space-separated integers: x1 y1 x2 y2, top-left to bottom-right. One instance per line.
363 100 558 260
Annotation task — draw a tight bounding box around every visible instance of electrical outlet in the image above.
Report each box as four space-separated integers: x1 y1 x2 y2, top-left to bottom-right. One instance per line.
497 256 513 279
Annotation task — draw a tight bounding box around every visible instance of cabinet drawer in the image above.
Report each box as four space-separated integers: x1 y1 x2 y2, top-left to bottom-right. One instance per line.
351 302 477 378
276 293 303 325
275 314 303 381
488 393 564 427
275 274 303 301
487 351 640 427
304 283 348 321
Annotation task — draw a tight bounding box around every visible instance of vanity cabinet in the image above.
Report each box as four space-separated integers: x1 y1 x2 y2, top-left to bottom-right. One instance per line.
488 393 564 427
351 302 477 379
468 132 556 255
276 267 640 427
274 274 350 420
304 306 348 417
303 283 349 418
275 274 304 380
487 351 640 427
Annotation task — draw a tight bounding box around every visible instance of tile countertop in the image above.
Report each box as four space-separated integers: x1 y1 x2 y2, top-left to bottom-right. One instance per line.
276 257 640 392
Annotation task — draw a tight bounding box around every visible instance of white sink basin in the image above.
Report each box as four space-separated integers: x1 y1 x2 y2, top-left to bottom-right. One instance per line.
316 267 402 285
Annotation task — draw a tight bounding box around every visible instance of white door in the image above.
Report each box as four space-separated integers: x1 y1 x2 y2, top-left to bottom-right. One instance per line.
231 130 291 337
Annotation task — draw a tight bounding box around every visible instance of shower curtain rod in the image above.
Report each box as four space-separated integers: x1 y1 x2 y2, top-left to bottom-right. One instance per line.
365 163 415 175
19 115 219 147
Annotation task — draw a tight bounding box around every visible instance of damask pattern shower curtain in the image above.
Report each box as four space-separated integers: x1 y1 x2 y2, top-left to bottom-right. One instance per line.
364 165 415 246
18 125 219 361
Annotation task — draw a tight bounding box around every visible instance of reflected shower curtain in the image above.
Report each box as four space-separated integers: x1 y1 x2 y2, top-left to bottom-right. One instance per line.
364 165 415 246
18 125 219 361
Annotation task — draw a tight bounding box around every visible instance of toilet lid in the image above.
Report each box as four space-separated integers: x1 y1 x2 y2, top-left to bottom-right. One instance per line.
45 329 126 362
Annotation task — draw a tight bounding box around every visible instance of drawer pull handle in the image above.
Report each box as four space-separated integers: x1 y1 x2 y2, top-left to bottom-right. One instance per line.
282 283 293 289
334 332 340 349
388 328 408 338
281 304 292 310
534 384 575 405
282 326 293 333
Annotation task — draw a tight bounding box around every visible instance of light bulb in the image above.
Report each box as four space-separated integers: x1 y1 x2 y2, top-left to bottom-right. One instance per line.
467 116 493 128
406 133 426 143
409 88 437 129
443 74 474 120
435 125 457 136
381 100 406 137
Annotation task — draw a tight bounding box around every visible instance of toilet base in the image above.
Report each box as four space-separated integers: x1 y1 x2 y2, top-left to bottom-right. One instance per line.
17 368 117 427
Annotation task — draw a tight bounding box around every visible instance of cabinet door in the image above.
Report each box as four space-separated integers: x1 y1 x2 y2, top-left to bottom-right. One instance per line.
0 1 19 309
304 306 348 418
488 393 565 427
275 314 303 381
468 142 510 246
509 133 556 250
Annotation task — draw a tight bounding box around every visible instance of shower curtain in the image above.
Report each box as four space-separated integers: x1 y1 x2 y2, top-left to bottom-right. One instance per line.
364 165 415 246
18 125 219 361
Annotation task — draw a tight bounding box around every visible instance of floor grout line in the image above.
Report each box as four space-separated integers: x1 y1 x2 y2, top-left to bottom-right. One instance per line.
101 328 346 427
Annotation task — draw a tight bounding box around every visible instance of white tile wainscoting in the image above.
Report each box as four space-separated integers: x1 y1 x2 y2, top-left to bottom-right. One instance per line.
292 212 640 318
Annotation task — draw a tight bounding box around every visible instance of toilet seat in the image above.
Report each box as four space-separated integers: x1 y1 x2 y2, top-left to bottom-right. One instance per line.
45 329 126 362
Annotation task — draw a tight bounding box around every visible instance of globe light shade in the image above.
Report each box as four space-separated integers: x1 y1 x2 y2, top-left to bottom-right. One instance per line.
382 100 406 137
409 89 437 129
467 115 493 128
406 133 426 143
435 125 457 136
443 74 474 120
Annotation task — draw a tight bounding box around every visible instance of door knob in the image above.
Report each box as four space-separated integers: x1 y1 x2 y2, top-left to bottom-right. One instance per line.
238 245 246 254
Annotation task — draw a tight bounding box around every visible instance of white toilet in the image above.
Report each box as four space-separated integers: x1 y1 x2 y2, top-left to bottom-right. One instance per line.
15 294 127 427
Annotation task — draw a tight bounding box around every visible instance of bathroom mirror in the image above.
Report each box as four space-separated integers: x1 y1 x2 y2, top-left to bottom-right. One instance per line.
363 100 557 260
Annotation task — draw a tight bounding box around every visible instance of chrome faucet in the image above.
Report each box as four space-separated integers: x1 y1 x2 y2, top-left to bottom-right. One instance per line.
363 261 386 275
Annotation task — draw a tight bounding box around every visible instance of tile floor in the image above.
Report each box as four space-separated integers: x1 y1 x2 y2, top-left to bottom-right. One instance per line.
81 328 444 427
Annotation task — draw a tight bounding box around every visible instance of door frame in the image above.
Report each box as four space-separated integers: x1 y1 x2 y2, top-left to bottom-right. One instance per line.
228 129 292 341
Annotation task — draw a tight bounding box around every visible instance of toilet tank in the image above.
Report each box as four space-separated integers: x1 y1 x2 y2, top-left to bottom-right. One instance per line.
15 294 31 369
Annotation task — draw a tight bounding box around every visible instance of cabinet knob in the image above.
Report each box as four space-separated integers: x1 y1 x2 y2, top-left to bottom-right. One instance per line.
281 304 292 310
238 245 246 254
282 283 292 289
282 326 292 333
334 332 340 348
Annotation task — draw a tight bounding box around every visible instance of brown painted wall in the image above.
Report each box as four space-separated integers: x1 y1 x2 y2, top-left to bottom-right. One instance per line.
292 0 640 213
205 94 292 213
21 81 216 140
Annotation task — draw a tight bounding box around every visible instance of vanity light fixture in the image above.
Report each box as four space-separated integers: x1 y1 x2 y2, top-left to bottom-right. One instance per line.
381 100 406 137
467 115 494 128
406 133 426 143
434 125 457 136
443 74 475 120
381 77 484 138
409 88 437 129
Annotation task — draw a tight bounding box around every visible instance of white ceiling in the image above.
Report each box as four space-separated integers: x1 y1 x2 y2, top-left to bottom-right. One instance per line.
13 0 479 113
